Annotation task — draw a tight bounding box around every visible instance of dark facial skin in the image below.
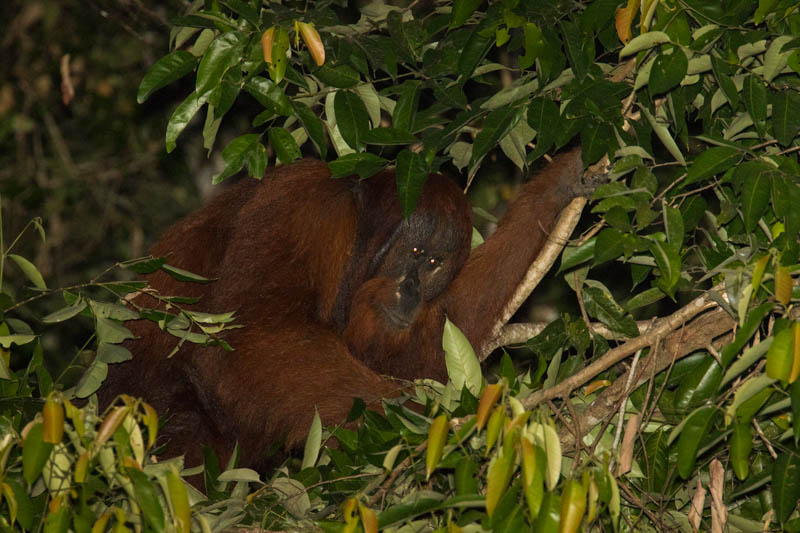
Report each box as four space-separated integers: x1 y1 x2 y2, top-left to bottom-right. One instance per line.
372 210 465 328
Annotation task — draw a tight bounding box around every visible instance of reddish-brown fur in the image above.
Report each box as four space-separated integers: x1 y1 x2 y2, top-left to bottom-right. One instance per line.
102 149 583 471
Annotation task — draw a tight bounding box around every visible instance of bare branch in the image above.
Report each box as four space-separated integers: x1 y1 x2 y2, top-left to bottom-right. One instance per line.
521 286 728 410
480 196 587 359
483 319 667 353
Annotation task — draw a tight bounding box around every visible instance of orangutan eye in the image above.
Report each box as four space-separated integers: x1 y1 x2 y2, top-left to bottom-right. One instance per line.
412 247 424 257
428 257 437 267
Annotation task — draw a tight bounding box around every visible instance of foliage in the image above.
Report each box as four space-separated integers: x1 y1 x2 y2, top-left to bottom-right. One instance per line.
3 0 800 531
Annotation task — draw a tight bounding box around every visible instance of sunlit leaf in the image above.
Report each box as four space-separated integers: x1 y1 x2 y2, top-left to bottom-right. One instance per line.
442 318 482 395
138 50 198 103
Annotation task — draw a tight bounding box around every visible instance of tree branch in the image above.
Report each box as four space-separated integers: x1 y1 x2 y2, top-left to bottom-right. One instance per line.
480 196 587 360
520 285 727 410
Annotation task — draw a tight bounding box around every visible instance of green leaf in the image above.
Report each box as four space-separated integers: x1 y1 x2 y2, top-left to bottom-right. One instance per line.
138 50 198 103
455 457 479 495
533 491 561 533
720 302 773 367
593 228 625 265
485 449 515 517
268 127 301 164
301 408 322 470
642 430 669 492
212 134 261 184
519 23 545 70
773 450 800 523
378 495 485 529
649 240 681 296
128 468 166 533
457 26 493 81
673 355 722 411
334 90 370 151
559 237 595 272
392 80 421 132
582 286 639 337
5 480 33 530
22 423 54 485
314 64 361 88
581 121 612 165
742 75 767 127
266 27 289 83
41 300 87 323
361 127 417 145
90 300 139 321
96 317 134 345
196 32 241 96
43 506 69 533
292 101 327 158
526 97 559 156
792 379 800 444
676 406 717 479
122 257 166 274
166 91 208 153
684 146 739 185
740 163 771 233
729 421 752 481
97 342 132 363
771 90 800 147
450 0 482 28
470 106 522 169
649 49 688 94
442 317 482 396
732 382 772 424
624 287 665 312
766 327 794 381
560 20 592 82
619 31 671 58
328 153 388 179
0 334 36 348
219 0 258 28
754 0 780 24
663 203 684 247
8 254 47 290
75 359 108 398
245 141 267 179
244 77 292 116
162 264 212 283
395 150 430 217
711 54 739 110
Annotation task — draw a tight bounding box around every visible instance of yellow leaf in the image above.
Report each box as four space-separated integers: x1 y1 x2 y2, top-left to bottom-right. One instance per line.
166 469 191 533
766 327 794 381
95 406 129 449
584 379 611 395
261 27 275 64
141 402 159 450
358 503 378 533
298 22 325 67
752 255 769 293
615 0 639 44
476 383 503 431
485 406 505 455
776 265 793 305
426 414 449 480
74 451 89 483
559 479 587 533
42 397 64 444
486 448 516 517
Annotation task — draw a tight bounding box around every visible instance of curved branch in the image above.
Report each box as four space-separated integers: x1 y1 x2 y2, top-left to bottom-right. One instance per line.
520 285 726 410
484 318 674 353
480 196 587 360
